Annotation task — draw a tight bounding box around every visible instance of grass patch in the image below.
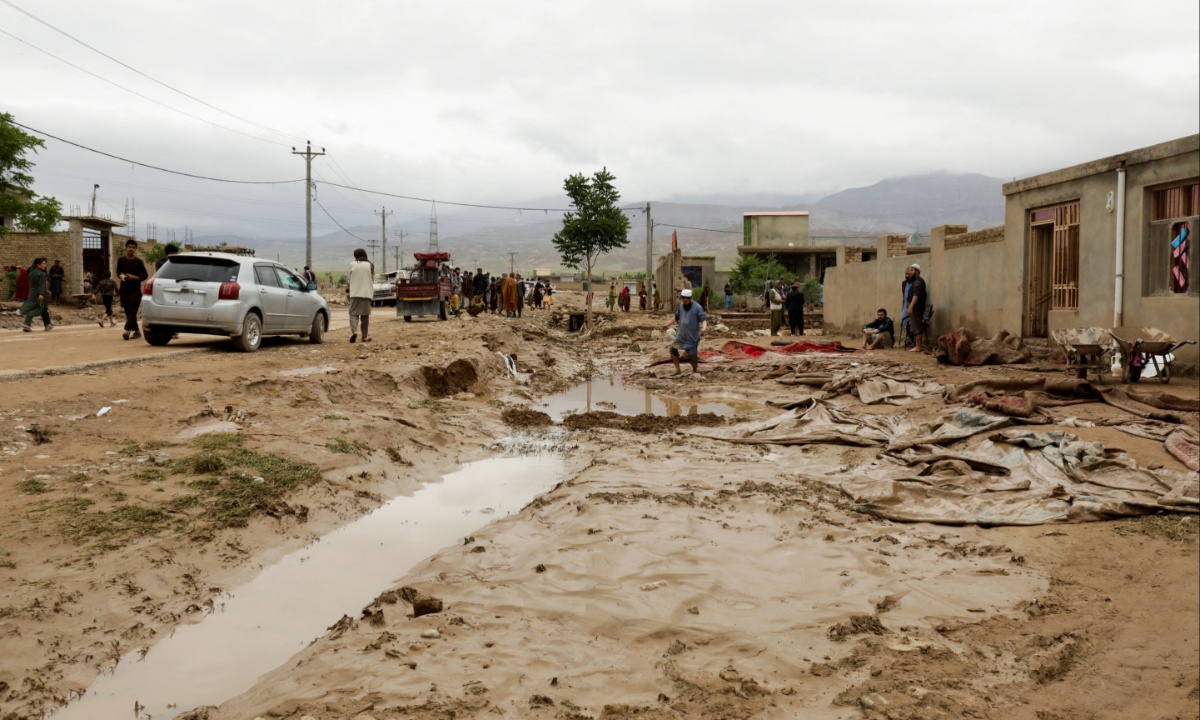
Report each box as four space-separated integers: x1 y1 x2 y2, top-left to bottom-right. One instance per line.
1113 514 1198 542
190 433 247 451
170 452 228 475
60 504 176 549
326 438 371 455
127 468 166 482
62 472 90 484
118 442 143 457
324 414 349 421
17 478 50 494
408 398 449 413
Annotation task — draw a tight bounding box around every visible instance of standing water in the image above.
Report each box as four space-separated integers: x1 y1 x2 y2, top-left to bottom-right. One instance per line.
50 452 564 720
539 375 752 420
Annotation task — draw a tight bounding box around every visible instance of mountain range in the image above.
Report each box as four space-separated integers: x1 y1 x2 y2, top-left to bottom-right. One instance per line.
194 172 1006 275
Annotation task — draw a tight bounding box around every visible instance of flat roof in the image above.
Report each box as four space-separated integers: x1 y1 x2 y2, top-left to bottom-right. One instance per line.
738 245 871 255
62 215 126 228
743 211 809 217
1003 133 1199 196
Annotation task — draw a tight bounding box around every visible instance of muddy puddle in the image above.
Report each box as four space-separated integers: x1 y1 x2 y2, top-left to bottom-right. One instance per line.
540 376 754 420
50 451 565 720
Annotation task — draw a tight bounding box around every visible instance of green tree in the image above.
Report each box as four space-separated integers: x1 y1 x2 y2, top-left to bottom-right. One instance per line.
727 253 796 296
551 167 630 327
0 113 62 235
801 278 823 307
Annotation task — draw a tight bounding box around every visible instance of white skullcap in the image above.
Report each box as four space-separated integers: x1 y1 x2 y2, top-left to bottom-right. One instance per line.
909 263 921 271
680 289 693 298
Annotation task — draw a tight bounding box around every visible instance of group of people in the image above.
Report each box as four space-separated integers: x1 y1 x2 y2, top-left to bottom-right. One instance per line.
766 279 807 337
860 262 929 352
457 268 555 319
15 240 173 340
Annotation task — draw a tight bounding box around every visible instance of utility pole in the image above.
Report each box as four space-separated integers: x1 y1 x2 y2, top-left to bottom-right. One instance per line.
374 207 392 274
392 244 401 271
291 141 325 270
645 202 653 307
508 252 518 276
429 202 439 252
394 229 406 270
90 184 99 216
366 238 380 266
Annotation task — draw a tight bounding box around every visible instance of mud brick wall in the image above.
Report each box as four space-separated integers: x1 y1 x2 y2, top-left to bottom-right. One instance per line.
944 225 1004 250
0 232 72 300
843 247 863 264
885 235 909 258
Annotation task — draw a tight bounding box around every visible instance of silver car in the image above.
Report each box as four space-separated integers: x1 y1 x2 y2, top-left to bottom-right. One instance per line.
141 252 329 352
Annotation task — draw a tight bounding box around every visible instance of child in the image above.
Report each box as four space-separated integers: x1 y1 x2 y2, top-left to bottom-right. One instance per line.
95 271 118 327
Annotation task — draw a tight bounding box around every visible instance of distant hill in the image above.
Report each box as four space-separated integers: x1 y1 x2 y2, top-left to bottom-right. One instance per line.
195 172 1006 275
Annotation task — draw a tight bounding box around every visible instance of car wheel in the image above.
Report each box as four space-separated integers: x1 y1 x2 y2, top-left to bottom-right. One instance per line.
309 312 325 344
438 301 448 321
144 327 172 346
233 312 263 352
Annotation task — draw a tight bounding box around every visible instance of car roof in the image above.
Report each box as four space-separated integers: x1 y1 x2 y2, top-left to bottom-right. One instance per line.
169 252 274 266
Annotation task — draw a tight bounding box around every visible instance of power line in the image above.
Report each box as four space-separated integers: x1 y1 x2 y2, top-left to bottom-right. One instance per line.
654 222 741 235
0 27 290 147
9 120 304 185
314 180 573 213
0 0 305 144
312 194 369 243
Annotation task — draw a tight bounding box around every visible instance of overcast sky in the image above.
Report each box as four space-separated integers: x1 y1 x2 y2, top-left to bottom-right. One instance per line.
4 0 1198 241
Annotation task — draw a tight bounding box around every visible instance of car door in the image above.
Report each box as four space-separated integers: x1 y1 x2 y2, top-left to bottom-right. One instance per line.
253 264 289 332
273 267 312 332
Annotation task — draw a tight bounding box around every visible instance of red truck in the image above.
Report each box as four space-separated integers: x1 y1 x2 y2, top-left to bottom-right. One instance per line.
395 252 453 321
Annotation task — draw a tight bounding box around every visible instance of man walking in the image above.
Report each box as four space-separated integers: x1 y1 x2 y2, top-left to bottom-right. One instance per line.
348 248 374 343
48 260 65 305
116 239 148 340
906 263 928 353
661 288 708 376
20 258 52 332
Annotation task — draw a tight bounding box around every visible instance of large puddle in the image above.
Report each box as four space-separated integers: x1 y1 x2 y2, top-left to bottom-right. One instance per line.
540 376 752 420
51 451 565 720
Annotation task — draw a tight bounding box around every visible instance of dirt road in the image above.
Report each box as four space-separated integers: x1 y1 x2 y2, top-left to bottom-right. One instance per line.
0 297 1196 720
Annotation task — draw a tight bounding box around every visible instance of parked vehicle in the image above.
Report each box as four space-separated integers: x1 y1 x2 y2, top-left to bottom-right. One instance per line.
372 271 400 306
396 252 452 321
141 252 329 352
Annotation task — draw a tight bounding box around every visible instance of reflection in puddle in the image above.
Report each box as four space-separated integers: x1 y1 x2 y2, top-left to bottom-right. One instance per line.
540 376 752 420
51 453 564 720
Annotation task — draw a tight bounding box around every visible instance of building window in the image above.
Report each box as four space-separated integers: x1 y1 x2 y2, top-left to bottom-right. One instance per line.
1042 203 1080 310
1145 181 1199 297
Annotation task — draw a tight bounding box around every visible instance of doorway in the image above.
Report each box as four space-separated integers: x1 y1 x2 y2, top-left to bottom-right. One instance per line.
1027 223 1053 337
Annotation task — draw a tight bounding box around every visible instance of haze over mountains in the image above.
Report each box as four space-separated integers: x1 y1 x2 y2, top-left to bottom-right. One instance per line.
195 172 1006 275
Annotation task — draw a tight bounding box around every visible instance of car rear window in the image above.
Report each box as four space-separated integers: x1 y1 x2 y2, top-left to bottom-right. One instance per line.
157 256 241 283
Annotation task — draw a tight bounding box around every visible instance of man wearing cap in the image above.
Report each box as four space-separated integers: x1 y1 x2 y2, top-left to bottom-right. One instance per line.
767 280 785 336
906 263 928 353
661 288 708 376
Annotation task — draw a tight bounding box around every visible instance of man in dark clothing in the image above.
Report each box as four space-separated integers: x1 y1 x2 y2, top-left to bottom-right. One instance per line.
473 268 488 297
155 243 180 271
906 263 928 353
48 260 65 304
785 281 805 336
116 239 148 340
303 266 317 285
862 308 895 349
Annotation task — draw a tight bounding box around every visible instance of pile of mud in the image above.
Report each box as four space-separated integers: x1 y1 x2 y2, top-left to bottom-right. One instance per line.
501 407 552 429
421 358 478 397
563 411 724 433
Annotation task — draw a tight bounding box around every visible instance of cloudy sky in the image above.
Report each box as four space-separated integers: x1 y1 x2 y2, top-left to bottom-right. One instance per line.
4 0 1198 242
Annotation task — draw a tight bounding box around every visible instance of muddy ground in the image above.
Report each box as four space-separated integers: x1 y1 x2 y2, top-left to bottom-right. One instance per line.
0 294 1196 720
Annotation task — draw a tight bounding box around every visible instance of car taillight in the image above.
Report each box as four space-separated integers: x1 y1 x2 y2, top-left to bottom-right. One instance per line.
143 278 154 295
219 282 240 300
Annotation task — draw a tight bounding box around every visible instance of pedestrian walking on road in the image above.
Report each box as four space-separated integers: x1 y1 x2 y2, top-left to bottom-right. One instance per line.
95 271 118 327
116 240 148 340
20 258 52 332
48 260 65 305
661 288 708 376
348 248 374 343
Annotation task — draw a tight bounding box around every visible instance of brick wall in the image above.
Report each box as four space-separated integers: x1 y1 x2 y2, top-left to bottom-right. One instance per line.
944 225 1005 250
885 235 909 258
0 232 72 301
843 247 863 263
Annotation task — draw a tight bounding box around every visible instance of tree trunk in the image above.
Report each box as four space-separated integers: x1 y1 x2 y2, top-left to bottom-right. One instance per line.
584 256 593 329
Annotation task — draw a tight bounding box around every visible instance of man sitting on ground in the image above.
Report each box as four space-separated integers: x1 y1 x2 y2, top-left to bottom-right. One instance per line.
862 308 895 350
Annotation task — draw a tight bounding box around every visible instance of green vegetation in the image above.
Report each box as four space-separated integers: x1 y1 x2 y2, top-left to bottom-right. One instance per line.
190 433 247 451
0 112 62 235
60 502 172 551
408 398 449 413
170 452 227 475
727 253 796 295
127 468 166 482
16 478 49 494
551 167 631 328
326 438 372 454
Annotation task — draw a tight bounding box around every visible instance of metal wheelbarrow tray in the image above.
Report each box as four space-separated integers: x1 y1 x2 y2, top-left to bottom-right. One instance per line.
1109 326 1196 384
1050 327 1112 383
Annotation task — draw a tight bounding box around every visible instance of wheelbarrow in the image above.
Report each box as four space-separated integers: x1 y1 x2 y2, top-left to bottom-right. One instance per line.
1110 327 1196 384
1050 327 1111 383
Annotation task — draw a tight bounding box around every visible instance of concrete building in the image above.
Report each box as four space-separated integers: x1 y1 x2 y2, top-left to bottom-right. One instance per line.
738 210 872 283
823 134 1199 369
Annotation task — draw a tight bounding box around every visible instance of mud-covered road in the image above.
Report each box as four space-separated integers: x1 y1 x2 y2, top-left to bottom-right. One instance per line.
1 296 1196 720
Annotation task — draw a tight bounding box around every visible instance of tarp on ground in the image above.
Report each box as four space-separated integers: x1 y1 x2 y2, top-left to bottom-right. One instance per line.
935 329 1030 366
835 430 1198 525
699 340 855 361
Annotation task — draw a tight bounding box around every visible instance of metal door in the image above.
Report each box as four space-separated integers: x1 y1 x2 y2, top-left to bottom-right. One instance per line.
1027 224 1053 337
274 267 311 331
253 264 289 331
